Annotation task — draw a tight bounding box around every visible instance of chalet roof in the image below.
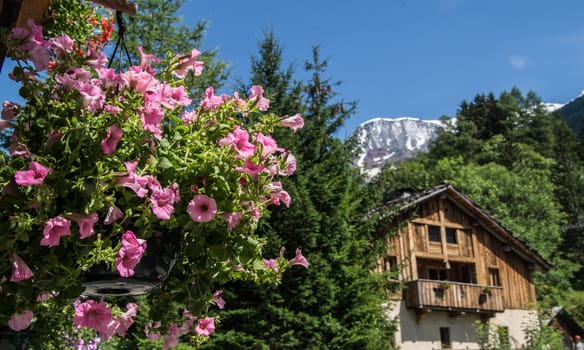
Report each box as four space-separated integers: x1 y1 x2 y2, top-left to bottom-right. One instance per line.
382 183 553 271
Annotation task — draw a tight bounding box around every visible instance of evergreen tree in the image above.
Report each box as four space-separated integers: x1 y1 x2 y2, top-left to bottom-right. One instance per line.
203 38 395 349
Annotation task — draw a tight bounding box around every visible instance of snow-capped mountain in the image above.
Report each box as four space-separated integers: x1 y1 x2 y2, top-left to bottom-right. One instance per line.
353 117 444 178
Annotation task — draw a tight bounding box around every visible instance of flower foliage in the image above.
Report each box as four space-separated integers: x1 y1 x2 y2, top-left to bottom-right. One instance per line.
0 12 306 347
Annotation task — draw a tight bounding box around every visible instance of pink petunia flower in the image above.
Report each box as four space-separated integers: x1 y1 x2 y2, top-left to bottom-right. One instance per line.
235 160 265 180
138 45 161 67
115 161 151 198
150 183 180 220
180 110 197 124
279 152 297 176
187 195 217 223
173 49 204 79
101 125 123 154
288 248 309 268
256 133 283 157
145 321 162 340
194 317 215 337
213 290 225 309
75 80 105 112
220 212 243 230
41 216 71 247
248 85 270 111
163 323 180 350
48 34 74 56
267 181 291 207
2 101 19 120
116 231 147 277
140 103 164 139
9 252 34 281
73 300 113 335
263 258 279 272
200 86 224 111
104 204 123 225
279 113 304 132
219 125 256 158
8 310 33 331
14 161 52 186
70 213 99 239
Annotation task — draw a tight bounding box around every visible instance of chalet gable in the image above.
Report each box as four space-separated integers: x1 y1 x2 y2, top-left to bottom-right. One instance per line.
385 184 551 272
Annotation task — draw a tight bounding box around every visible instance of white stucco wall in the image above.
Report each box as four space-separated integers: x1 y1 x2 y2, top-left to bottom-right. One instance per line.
386 301 539 350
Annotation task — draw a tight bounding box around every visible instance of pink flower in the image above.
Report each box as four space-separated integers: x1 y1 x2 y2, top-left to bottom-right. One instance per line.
48 34 74 56
200 86 224 111
28 44 49 71
104 204 123 224
85 48 107 69
213 290 225 309
70 213 99 239
138 45 161 67
163 323 180 350
249 85 270 111
115 161 151 198
219 125 256 158
140 103 164 139
9 253 33 281
145 321 162 340
279 152 297 176
116 230 147 277
150 184 180 220
101 125 123 154
8 310 33 331
121 66 158 93
41 216 71 247
187 195 217 222
220 212 243 230
235 160 265 179
267 181 291 207
115 303 138 337
173 49 204 78
171 86 191 106
195 317 215 337
2 101 19 120
76 80 105 112
280 114 304 132
73 300 113 334
256 133 283 157
263 258 279 272
288 248 309 268
180 110 197 124
14 161 51 186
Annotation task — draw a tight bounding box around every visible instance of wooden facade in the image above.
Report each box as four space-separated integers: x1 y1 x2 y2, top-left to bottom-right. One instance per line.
376 185 550 315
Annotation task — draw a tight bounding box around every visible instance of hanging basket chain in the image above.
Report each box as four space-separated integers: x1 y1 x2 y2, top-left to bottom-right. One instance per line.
108 11 133 70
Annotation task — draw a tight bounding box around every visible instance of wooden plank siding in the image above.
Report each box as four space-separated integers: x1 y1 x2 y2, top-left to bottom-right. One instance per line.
377 195 539 313
405 279 504 313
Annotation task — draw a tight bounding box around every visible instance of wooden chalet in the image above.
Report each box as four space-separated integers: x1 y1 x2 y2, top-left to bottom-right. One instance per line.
376 184 552 349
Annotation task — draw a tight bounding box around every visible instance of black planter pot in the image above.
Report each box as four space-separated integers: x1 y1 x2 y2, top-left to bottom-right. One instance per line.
82 228 179 297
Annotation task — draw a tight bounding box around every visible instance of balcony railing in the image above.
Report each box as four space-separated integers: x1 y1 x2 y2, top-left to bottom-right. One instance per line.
405 279 504 313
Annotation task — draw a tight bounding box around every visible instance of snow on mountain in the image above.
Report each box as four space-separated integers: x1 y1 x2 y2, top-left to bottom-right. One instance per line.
353 117 444 179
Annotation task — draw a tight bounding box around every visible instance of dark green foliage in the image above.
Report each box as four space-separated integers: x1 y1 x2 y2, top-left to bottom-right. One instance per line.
203 36 396 349
377 87 583 309
557 94 584 135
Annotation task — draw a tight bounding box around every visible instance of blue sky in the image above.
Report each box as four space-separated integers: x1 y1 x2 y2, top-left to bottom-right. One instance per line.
3 0 584 138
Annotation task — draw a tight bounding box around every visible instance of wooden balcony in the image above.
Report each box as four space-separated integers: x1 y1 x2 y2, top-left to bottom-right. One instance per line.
405 279 504 313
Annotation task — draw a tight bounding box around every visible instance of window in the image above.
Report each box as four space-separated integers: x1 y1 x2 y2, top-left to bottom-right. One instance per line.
445 228 457 244
428 225 441 242
440 327 451 348
488 268 501 286
380 256 397 272
428 268 447 281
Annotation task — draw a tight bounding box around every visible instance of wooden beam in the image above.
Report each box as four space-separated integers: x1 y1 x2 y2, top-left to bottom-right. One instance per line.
15 0 48 28
89 0 137 15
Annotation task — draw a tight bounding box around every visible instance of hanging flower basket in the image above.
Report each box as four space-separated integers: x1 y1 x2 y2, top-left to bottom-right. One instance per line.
82 226 179 297
0 5 308 347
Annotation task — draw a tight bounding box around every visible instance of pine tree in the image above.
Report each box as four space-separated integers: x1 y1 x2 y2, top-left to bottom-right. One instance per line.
202 38 395 350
